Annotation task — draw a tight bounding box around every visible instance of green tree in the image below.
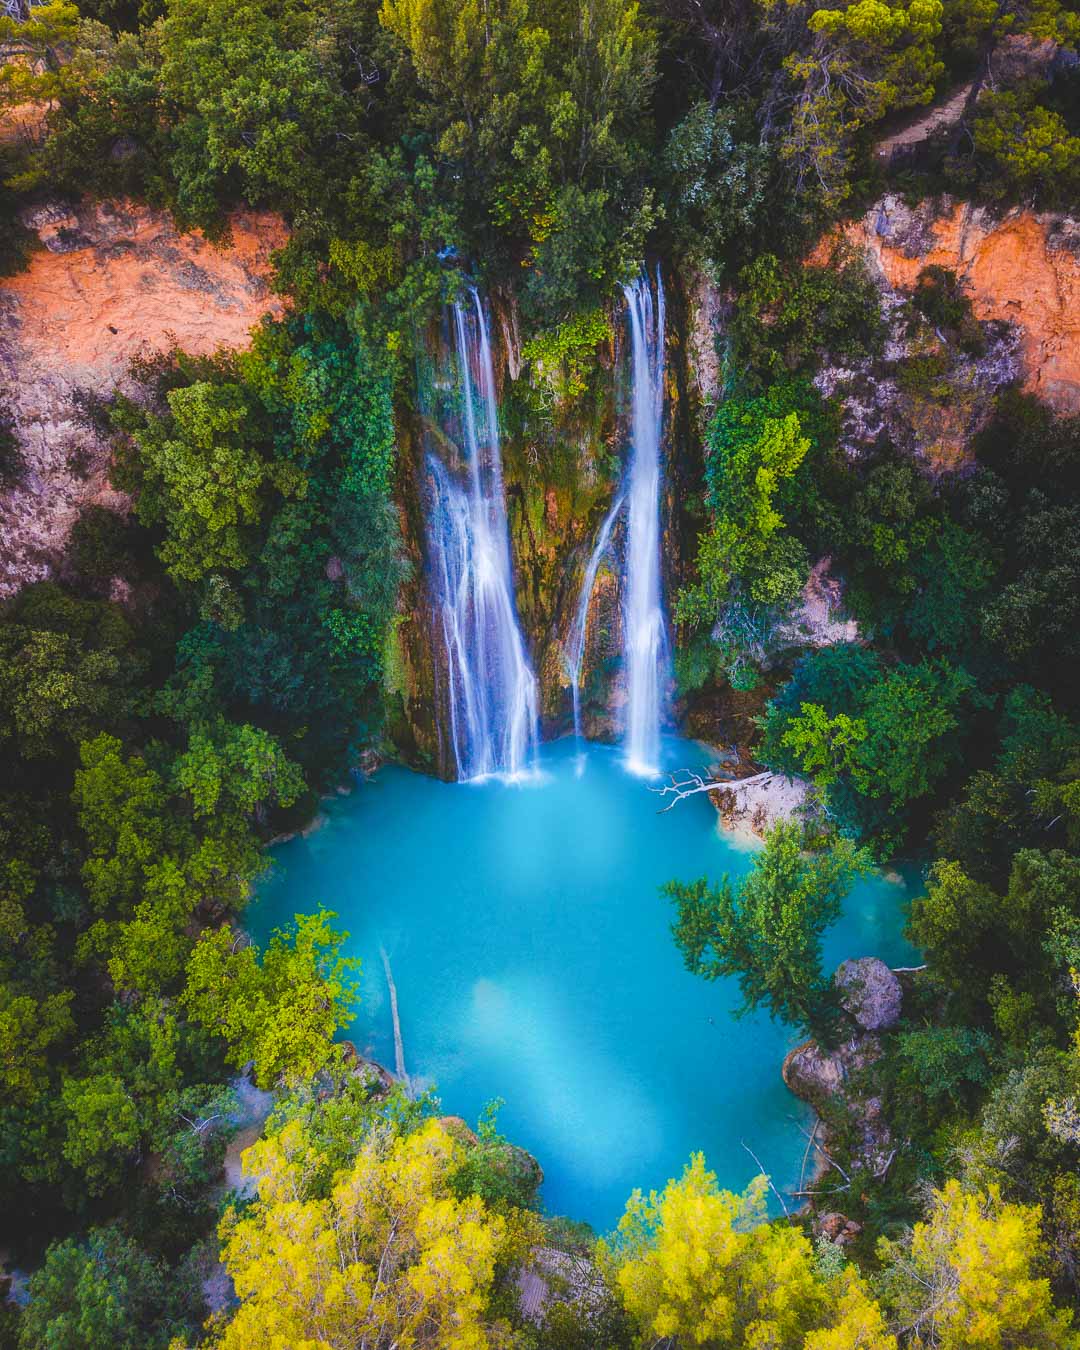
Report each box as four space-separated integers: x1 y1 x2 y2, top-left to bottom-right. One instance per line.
677 385 817 690
666 821 871 1037
760 650 977 849
72 732 270 996
181 910 360 1087
172 718 304 820
780 704 868 788
907 849 1080 1026
663 101 772 277
770 0 946 209
18 1226 179 1350
59 1072 143 1195
845 661 976 805
0 585 142 760
0 986 73 1106
117 380 303 583
973 86 1080 204
156 0 355 223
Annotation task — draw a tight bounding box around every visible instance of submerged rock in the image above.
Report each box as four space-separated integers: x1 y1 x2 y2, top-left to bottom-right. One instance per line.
834 957 903 1031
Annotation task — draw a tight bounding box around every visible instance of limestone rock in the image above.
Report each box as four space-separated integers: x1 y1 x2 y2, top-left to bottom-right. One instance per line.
844 196 1080 416
773 557 859 651
835 957 903 1031
817 1212 864 1247
712 772 811 839
783 1033 894 1179
783 1040 845 1105
339 1040 396 1097
440 1116 545 1193
439 1115 480 1147
782 1034 882 1106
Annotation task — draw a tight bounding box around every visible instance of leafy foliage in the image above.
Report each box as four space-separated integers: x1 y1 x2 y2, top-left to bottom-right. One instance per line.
608 1154 895 1348
667 821 871 1038
182 911 359 1088
210 1116 518 1348
876 1181 1080 1349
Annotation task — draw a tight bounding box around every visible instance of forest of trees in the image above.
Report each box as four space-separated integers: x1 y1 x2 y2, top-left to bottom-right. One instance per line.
2 0 1080 1341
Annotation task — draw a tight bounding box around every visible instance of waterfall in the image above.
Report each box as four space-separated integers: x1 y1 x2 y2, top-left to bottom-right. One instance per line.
621 268 668 777
425 289 539 781
566 495 623 742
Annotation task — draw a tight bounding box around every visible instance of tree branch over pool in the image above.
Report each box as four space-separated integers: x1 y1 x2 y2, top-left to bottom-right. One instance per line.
648 768 775 813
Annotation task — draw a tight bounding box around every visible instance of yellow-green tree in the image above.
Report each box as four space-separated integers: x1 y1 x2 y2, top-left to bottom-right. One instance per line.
181 910 359 1088
209 1116 516 1349
877 1179 1080 1348
608 1152 894 1348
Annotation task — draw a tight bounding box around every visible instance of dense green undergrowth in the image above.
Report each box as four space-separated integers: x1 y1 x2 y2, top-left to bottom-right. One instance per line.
3 0 1080 1341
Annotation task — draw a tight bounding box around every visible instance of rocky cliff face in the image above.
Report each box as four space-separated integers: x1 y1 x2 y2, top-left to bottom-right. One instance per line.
814 197 1080 476
858 197 1080 414
5 191 1076 772
0 199 287 596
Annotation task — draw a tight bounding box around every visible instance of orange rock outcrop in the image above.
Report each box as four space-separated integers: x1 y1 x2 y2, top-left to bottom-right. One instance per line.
849 200 1080 414
0 199 287 595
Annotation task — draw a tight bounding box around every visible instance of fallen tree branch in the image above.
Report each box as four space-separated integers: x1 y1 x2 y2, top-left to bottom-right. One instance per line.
380 945 412 1098
741 1140 790 1217
789 1184 851 1198
798 1118 820 1195
803 1128 851 1184
648 769 773 813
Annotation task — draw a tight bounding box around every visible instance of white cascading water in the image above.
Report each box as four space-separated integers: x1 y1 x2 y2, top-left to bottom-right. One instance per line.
621 268 668 777
426 289 539 780
565 495 623 742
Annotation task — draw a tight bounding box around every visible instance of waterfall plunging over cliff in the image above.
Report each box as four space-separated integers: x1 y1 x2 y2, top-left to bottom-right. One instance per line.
566 495 623 742
621 269 669 777
426 290 539 780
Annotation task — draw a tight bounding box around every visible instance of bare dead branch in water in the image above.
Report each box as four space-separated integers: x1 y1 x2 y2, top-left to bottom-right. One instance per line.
741 1140 790 1217
380 945 412 1098
648 769 773 813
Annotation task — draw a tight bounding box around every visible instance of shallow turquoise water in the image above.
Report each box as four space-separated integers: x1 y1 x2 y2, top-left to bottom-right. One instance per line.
250 736 917 1231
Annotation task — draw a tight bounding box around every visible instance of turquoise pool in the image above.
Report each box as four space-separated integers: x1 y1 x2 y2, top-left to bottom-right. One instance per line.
249 736 917 1230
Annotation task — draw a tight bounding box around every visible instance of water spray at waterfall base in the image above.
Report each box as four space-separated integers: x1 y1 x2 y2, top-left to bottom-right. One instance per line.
621 268 669 778
425 289 540 783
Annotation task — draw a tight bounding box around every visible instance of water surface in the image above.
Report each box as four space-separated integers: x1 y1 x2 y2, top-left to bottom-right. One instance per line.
251 736 916 1230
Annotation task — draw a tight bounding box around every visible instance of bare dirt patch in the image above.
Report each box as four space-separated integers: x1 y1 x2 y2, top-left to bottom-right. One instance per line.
0 198 287 595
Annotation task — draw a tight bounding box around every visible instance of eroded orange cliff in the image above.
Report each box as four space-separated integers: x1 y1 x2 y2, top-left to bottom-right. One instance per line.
848 198 1080 414
0 199 287 594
